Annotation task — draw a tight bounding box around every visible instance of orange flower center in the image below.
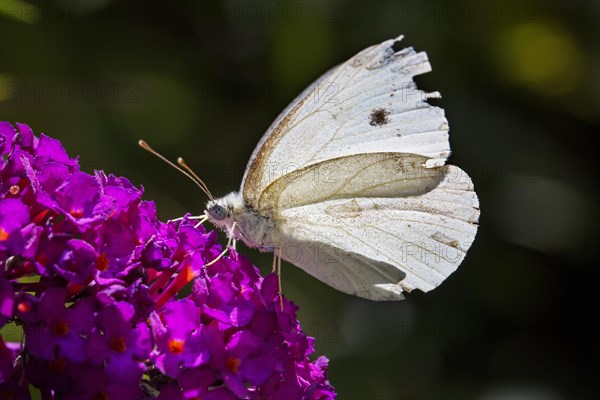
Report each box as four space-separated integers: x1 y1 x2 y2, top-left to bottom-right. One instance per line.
0 227 9 241
95 253 110 271
226 357 241 373
33 209 50 224
70 209 83 218
110 337 127 353
9 185 20 195
53 321 70 336
17 301 32 313
168 338 185 354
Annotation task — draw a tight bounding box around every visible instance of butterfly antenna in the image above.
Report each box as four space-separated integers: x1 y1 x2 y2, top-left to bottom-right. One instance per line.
177 157 214 201
138 140 213 200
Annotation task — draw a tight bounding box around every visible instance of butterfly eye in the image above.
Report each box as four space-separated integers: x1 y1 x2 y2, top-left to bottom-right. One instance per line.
207 203 228 221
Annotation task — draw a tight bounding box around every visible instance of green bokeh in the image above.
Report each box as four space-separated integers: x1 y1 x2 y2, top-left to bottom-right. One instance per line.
1 1 598 398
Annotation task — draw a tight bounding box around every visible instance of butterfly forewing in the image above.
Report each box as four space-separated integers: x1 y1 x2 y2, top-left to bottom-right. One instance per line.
242 36 450 208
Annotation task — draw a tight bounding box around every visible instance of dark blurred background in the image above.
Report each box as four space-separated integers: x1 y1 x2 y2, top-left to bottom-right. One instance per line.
1 1 598 399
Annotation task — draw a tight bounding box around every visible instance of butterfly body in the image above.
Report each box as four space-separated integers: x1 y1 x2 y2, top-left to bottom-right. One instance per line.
206 192 277 252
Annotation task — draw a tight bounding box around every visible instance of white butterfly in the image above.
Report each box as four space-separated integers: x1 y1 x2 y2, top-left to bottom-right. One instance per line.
148 35 479 301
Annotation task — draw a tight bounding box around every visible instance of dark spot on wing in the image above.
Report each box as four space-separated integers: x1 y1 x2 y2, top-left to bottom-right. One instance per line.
369 108 390 126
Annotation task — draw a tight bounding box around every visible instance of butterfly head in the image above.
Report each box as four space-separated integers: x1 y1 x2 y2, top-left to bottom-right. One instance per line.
206 201 228 221
205 191 245 228
205 191 277 250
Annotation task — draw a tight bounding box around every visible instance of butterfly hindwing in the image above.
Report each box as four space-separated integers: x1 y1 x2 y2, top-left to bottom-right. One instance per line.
269 158 479 299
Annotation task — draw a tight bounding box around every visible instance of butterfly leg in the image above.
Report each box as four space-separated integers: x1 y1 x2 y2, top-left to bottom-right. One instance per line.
228 222 238 251
271 251 277 273
203 222 237 268
170 215 205 222
230 233 238 252
203 247 228 268
276 249 283 311
169 215 208 229
194 215 209 229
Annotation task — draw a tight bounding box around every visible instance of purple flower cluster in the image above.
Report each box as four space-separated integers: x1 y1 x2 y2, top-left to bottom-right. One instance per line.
0 122 335 399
